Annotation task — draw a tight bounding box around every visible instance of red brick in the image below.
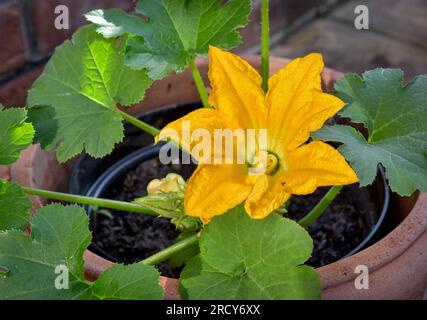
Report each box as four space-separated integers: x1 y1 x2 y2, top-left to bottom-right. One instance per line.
0 2 27 75
0 165 11 180
0 66 43 107
31 0 135 55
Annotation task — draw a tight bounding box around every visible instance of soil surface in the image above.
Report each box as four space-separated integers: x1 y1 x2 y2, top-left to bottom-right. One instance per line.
91 155 378 276
285 186 377 267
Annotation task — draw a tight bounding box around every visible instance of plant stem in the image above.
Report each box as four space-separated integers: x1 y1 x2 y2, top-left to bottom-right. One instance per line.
261 0 270 93
22 187 158 217
188 58 210 108
142 234 199 265
119 110 160 136
298 186 343 228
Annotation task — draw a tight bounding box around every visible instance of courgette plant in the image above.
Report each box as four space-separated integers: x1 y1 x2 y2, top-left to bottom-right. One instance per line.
0 0 426 300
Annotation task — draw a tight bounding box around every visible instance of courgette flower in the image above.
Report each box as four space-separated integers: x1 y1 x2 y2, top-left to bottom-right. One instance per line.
157 47 358 223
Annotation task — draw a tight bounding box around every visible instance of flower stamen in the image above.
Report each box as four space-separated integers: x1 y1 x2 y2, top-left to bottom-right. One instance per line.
266 152 279 175
248 150 279 175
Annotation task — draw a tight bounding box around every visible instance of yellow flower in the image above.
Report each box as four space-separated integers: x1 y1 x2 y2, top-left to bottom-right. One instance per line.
157 47 358 223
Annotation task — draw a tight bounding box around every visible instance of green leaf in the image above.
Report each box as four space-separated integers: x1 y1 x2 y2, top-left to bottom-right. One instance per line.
91 263 163 300
0 204 163 300
86 0 252 80
85 8 146 38
27 25 152 163
0 180 31 231
180 206 320 300
0 107 34 165
314 69 427 195
0 204 91 299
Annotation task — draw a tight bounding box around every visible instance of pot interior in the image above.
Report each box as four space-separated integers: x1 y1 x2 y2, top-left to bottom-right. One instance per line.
69 103 390 274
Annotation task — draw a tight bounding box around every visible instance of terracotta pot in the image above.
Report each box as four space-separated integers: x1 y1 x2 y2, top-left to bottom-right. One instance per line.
8 56 427 300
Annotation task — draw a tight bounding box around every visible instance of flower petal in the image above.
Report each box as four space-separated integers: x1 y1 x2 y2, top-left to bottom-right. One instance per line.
284 141 358 194
184 164 254 223
307 91 344 133
208 46 266 130
156 108 226 163
244 174 291 219
266 53 343 154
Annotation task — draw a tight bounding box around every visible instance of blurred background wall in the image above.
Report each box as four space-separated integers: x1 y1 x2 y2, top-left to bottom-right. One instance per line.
0 0 426 108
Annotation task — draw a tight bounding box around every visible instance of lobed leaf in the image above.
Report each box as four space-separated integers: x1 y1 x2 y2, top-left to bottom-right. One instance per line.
180 206 321 300
314 69 427 195
0 180 31 231
0 205 92 299
0 204 163 300
27 26 152 163
86 0 252 80
0 107 34 165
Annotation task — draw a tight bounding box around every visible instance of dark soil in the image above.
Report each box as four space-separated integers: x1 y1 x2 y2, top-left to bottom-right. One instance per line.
285 186 377 267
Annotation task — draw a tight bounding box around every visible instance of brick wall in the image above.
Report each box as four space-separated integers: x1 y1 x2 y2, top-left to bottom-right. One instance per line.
0 0 341 107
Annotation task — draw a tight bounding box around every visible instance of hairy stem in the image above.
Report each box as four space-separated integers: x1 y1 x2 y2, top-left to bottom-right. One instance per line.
298 186 343 228
22 187 159 217
119 110 160 136
188 58 210 108
143 234 199 265
261 0 270 93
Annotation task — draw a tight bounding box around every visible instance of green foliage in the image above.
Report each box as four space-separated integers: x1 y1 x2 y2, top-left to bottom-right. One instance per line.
0 107 34 165
180 206 320 300
27 26 152 163
86 0 252 80
0 204 163 300
0 180 31 231
314 69 427 195
168 232 200 269
86 263 164 300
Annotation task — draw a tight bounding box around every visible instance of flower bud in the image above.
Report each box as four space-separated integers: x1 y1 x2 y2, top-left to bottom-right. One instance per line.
147 173 186 195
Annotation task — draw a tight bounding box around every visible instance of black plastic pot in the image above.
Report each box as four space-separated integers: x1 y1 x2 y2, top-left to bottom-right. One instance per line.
83 143 389 262
85 144 166 262
346 166 389 257
69 103 390 265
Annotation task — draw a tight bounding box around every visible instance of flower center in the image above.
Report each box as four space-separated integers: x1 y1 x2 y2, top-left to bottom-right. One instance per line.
266 153 279 175
248 151 279 175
